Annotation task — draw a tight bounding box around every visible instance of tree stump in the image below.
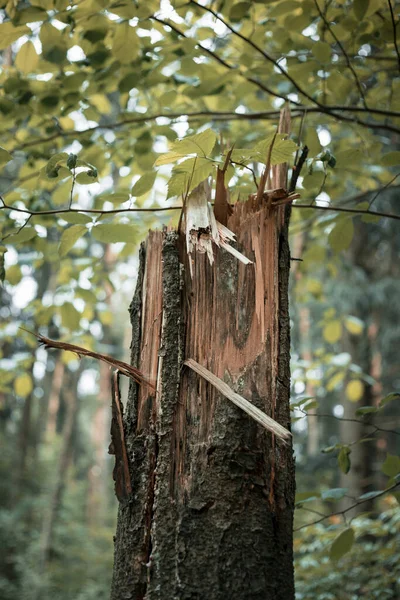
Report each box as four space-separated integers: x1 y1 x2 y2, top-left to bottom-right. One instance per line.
110 196 295 600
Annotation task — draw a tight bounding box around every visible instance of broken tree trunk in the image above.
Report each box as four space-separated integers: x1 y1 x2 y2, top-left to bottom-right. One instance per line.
110 189 295 599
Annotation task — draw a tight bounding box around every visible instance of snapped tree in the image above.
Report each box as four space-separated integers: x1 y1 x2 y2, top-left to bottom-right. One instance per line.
1 1 400 599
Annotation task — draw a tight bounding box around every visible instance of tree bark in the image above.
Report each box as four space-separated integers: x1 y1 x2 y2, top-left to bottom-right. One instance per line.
110 197 295 600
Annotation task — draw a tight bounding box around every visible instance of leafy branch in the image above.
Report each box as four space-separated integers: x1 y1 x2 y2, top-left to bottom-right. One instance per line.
313 0 368 108
9 105 400 154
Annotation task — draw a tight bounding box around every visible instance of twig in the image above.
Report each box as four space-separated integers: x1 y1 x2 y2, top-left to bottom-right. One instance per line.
1 213 32 241
387 0 400 73
368 171 400 208
8 106 400 154
151 16 290 104
230 160 259 188
313 0 368 108
301 410 400 437
190 0 322 108
2 196 400 222
293 203 400 222
294 482 400 531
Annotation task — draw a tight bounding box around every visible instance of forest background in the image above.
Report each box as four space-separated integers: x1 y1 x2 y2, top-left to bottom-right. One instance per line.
0 0 399 599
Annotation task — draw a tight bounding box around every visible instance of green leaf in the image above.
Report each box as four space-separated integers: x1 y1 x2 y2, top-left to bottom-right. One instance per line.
76 171 98 184
58 225 87 257
253 134 298 165
321 488 348 501
338 446 351 474
229 2 251 21
15 41 39 74
382 453 400 478
60 302 81 331
330 528 355 561
379 392 400 408
97 192 130 204
358 490 383 500
381 151 400 167
170 129 217 158
295 491 320 505
167 157 214 199
353 0 370 21
335 149 364 168
112 22 140 63
7 227 37 245
46 152 68 176
154 151 186 167
0 146 12 166
14 373 34 397
61 213 93 225
91 223 136 243
312 40 331 62
0 22 30 50
131 172 156 196
328 219 354 253
355 406 379 416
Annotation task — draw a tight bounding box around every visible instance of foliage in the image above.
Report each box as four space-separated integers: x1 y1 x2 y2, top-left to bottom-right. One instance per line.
1 0 400 598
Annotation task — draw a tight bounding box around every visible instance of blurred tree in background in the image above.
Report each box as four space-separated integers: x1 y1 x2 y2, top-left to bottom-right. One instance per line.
0 0 399 598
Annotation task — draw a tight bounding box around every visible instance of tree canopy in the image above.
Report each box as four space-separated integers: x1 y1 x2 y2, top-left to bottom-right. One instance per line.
1 1 400 599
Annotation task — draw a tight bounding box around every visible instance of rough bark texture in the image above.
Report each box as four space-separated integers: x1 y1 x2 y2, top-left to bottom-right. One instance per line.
110 197 295 600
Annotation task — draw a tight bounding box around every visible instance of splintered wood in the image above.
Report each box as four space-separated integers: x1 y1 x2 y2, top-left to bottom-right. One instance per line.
182 180 252 277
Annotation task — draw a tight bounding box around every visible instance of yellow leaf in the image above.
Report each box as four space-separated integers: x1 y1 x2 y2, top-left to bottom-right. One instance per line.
90 94 111 114
345 316 364 336
323 320 342 344
15 41 39 74
14 373 33 397
346 380 364 402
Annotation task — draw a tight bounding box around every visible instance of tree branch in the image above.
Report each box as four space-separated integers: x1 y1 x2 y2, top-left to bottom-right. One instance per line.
2 195 400 224
189 0 322 108
294 482 400 531
293 202 400 221
9 105 400 154
151 16 290 103
387 0 400 73
313 0 368 108
301 410 400 437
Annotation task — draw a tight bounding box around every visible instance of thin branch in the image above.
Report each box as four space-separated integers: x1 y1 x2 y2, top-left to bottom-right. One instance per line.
2 213 32 241
313 0 368 108
230 160 259 188
302 410 400 437
368 172 400 208
2 195 400 223
293 202 400 222
8 106 400 154
151 16 290 104
0 196 180 217
387 0 400 72
190 0 322 108
294 482 400 531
